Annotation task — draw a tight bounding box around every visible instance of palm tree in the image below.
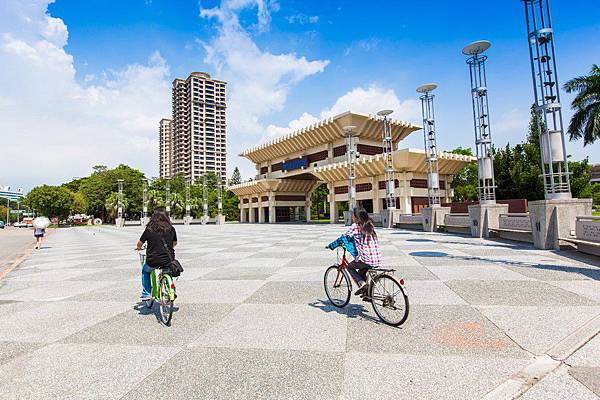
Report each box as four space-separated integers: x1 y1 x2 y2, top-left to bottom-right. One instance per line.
564 64 600 145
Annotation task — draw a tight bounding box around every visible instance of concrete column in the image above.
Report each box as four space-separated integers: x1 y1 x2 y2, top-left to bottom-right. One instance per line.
330 199 338 224
422 206 451 232
372 176 381 213
529 199 592 250
468 203 509 238
258 205 265 223
249 206 256 223
268 193 276 223
305 200 312 222
239 207 245 223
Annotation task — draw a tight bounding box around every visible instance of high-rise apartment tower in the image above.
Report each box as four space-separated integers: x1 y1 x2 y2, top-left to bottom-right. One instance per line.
171 72 227 182
159 118 173 179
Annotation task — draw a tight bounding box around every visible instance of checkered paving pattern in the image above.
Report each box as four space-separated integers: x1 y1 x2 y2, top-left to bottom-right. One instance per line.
0 224 599 399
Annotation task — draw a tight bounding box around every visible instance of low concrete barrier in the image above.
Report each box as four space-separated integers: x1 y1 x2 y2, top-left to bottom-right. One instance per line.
440 213 471 235
497 213 533 243
394 214 424 230
571 216 600 256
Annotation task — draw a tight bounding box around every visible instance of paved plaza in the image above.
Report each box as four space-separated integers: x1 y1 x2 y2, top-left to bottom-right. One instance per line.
0 224 599 399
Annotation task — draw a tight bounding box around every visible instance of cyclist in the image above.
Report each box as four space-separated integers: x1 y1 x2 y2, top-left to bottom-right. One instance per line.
135 209 177 301
327 208 382 296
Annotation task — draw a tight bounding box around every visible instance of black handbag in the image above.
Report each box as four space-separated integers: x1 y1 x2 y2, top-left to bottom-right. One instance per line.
161 237 184 277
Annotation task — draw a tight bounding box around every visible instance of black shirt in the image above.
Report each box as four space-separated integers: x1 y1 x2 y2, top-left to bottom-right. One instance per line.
140 226 177 268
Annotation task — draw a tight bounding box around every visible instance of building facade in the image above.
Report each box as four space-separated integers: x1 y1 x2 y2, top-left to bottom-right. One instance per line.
229 111 474 223
159 118 173 179
165 72 227 183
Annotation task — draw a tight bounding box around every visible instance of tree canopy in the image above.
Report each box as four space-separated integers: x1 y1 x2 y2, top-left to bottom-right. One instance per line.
564 64 600 146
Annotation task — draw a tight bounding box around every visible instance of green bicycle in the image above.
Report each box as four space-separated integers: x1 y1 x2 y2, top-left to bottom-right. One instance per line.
138 251 176 326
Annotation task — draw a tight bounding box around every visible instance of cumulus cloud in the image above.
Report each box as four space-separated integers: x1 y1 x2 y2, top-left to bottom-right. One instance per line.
266 84 421 138
199 0 329 175
0 0 171 189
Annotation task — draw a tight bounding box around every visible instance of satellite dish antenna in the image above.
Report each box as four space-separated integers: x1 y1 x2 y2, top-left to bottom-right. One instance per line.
416 83 438 94
377 110 393 117
462 40 491 55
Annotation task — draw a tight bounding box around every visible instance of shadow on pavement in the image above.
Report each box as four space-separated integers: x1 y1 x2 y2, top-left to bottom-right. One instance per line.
308 299 396 328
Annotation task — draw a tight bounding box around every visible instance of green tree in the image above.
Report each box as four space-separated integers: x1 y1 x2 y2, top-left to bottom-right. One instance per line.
71 191 88 214
449 147 478 201
564 64 600 145
24 185 74 221
230 167 242 185
310 184 329 219
104 192 129 221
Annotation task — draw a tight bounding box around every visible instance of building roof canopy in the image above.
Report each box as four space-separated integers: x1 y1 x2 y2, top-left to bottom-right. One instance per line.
240 111 421 164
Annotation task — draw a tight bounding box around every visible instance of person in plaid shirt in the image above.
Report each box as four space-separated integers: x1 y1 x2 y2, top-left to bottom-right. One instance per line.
343 208 382 296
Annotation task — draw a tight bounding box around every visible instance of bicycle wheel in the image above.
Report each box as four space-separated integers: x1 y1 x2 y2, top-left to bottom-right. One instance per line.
370 274 409 327
158 274 174 326
324 265 351 308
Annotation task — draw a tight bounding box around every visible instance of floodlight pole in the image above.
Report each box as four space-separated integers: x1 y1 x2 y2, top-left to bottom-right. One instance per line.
344 125 357 211
165 179 171 217
463 40 496 204
377 110 396 210
142 179 148 222
117 179 124 221
202 174 208 222
185 180 191 220
417 85 441 207
522 0 571 199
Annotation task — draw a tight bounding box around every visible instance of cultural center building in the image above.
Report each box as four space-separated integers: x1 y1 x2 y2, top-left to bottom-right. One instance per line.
229 111 474 223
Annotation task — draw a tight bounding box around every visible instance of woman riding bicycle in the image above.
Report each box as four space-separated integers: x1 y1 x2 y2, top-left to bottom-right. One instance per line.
135 209 177 301
328 208 382 296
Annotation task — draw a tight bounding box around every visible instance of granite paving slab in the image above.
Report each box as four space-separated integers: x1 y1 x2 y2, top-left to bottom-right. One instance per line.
343 352 529 400
192 303 347 352
477 306 600 355
446 280 598 306
519 365 598 400
244 281 326 304
0 343 179 400
62 303 235 346
122 348 344 400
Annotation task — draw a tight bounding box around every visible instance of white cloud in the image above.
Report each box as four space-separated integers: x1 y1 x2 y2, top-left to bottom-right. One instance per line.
266 84 421 138
285 13 319 24
199 0 329 176
0 0 171 189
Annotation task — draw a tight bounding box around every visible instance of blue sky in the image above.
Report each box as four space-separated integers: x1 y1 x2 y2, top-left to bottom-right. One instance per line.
1 0 599 189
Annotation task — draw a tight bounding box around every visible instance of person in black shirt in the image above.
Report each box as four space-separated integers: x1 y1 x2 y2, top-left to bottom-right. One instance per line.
135 209 177 300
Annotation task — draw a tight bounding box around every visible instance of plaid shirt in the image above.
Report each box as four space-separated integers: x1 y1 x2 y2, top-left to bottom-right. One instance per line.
344 223 382 267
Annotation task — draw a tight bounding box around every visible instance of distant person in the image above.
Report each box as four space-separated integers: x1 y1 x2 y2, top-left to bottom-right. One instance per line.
33 226 45 249
135 209 177 300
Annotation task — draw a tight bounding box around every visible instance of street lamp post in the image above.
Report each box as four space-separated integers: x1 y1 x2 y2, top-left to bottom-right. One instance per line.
416 84 441 208
185 180 191 225
142 179 148 225
343 125 357 213
202 174 208 224
165 179 171 218
377 110 396 211
463 40 496 205
522 0 570 199
521 0 592 250
116 179 124 227
462 40 509 238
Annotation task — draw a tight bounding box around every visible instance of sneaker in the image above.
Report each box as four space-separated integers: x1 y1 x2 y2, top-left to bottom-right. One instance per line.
140 295 151 301
354 284 368 296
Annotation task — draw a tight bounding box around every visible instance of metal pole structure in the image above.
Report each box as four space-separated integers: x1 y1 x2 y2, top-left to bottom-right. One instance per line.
463 40 496 204
377 110 396 210
202 174 208 220
522 0 571 199
165 179 171 217
417 84 442 207
142 179 148 221
217 167 223 217
343 125 357 211
185 180 191 220
117 179 124 221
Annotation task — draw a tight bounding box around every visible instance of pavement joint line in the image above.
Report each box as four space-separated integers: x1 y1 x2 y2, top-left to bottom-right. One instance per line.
547 312 600 361
482 313 600 400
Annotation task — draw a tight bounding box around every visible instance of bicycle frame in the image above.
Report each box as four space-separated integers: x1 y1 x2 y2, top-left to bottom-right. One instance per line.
333 247 351 288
